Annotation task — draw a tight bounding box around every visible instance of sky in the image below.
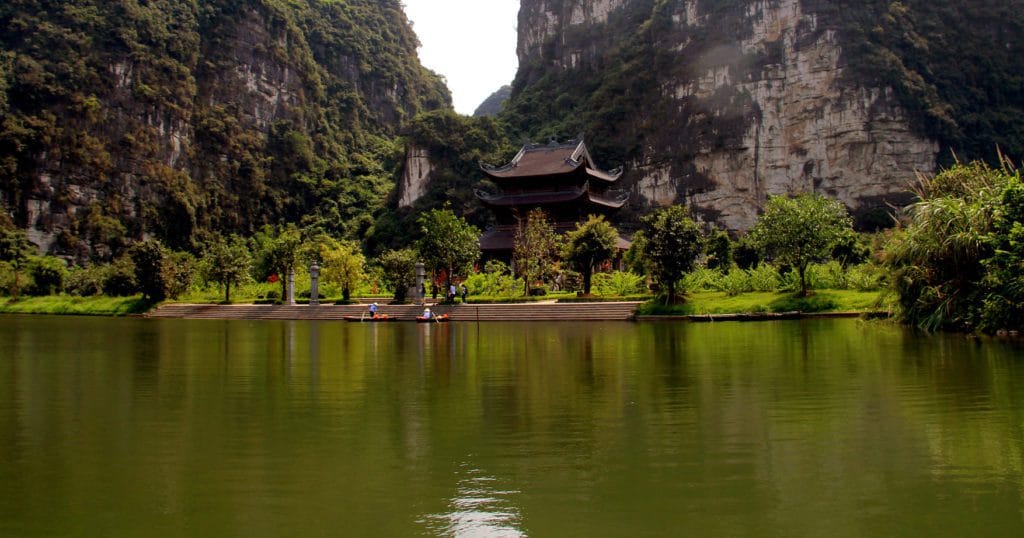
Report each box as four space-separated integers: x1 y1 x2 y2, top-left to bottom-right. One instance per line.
401 0 521 115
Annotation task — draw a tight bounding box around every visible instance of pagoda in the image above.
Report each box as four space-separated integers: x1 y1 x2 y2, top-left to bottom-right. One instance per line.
476 137 631 258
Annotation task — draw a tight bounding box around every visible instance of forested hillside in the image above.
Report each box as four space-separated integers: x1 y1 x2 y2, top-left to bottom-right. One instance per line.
0 0 449 259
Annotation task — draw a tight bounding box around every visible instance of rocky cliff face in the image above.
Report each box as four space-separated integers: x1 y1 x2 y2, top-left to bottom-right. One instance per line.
512 0 947 230
1 0 450 257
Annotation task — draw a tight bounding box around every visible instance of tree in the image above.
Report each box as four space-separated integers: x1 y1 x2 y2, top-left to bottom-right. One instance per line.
513 208 561 295
319 239 366 302
200 234 251 303
0 227 33 299
750 193 853 296
130 240 169 301
252 224 302 299
101 255 138 297
378 248 418 303
28 255 68 295
705 229 733 270
163 250 196 300
563 214 619 295
640 205 705 304
416 207 480 290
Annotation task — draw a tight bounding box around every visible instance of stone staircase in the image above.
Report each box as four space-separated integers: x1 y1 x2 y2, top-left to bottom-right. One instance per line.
146 301 641 322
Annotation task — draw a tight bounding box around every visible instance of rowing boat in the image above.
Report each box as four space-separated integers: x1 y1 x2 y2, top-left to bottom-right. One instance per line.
343 315 398 322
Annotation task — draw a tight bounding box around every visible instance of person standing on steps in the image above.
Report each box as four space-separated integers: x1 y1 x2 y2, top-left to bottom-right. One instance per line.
460 283 468 304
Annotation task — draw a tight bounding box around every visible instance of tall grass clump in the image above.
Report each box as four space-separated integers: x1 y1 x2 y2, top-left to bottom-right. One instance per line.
884 159 1023 333
592 271 646 296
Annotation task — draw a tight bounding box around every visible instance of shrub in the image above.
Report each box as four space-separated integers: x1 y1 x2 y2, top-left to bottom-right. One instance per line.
592 271 646 296
733 236 760 269
806 261 846 289
27 256 68 295
846 263 885 291
0 260 30 297
682 267 723 292
66 265 105 296
717 268 751 296
559 270 583 293
748 264 782 292
102 256 138 297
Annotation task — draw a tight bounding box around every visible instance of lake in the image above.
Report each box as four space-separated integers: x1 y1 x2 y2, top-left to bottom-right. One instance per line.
1 315 1023 536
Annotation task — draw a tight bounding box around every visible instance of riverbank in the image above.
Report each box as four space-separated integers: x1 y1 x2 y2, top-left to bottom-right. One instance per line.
1 289 890 320
0 295 151 316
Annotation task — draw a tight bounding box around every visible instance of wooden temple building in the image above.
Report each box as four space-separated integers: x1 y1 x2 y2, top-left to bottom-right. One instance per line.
476 138 631 259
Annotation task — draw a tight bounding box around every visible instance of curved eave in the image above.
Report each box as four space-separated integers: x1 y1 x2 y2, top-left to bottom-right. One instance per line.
587 192 628 209
585 167 623 183
475 188 587 207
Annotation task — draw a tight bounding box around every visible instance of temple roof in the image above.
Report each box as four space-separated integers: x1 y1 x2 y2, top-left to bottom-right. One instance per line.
475 183 629 209
480 138 622 182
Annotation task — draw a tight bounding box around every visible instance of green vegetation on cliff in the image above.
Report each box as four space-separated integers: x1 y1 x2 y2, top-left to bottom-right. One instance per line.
505 0 1024 172
823 0 1024 164
0 0 450 258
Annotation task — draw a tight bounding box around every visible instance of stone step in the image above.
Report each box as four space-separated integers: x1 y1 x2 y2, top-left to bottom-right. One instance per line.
147 302 641 321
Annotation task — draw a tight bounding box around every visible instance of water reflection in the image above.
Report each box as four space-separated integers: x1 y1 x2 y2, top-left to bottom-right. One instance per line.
2 316 1024 536
422 463 525 538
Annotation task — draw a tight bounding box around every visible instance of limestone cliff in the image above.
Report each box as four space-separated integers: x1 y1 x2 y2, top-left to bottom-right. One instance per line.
508 0 1022 230
0 0 450 257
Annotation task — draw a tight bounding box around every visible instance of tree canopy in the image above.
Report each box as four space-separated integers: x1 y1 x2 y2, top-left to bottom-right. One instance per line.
199 234 251 303
563 214 619 295
416 207 480 287
513 208 561 295
640 205 704 305
750 194 853 296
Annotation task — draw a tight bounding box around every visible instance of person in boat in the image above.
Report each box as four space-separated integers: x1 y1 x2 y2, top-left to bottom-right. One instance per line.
368 302 378 318
421 307 432 319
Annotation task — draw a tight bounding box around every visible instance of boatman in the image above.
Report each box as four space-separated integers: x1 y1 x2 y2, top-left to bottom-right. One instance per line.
369 302 378 318
422 307 432 319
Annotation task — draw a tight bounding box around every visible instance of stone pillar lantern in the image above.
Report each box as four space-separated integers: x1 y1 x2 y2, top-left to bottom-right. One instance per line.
415 262 426 304
287 269 296 305
309 263 320 306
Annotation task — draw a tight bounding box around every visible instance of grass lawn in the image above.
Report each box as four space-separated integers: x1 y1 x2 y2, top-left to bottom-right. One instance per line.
0 295 153 316
1 289 893 318
638 289 893 316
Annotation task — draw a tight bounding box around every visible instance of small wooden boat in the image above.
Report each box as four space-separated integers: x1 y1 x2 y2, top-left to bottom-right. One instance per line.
344 314 398 322
416 314 449 323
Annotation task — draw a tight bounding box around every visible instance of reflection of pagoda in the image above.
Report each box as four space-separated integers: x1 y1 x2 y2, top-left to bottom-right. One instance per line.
476 137 631 258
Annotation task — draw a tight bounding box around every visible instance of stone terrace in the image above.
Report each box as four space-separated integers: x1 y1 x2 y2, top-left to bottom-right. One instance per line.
146 302 642 322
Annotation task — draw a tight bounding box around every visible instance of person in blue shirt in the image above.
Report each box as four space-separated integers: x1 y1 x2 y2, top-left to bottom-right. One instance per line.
368 302 378 317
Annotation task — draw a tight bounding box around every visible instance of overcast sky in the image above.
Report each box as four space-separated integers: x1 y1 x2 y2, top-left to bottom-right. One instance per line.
401 0 520 115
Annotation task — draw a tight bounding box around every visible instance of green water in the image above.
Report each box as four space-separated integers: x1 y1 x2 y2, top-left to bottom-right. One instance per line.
1 315 1023 536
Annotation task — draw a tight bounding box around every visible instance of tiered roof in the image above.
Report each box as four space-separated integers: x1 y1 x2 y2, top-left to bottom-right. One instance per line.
480 139 623 183
475 137 631 253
